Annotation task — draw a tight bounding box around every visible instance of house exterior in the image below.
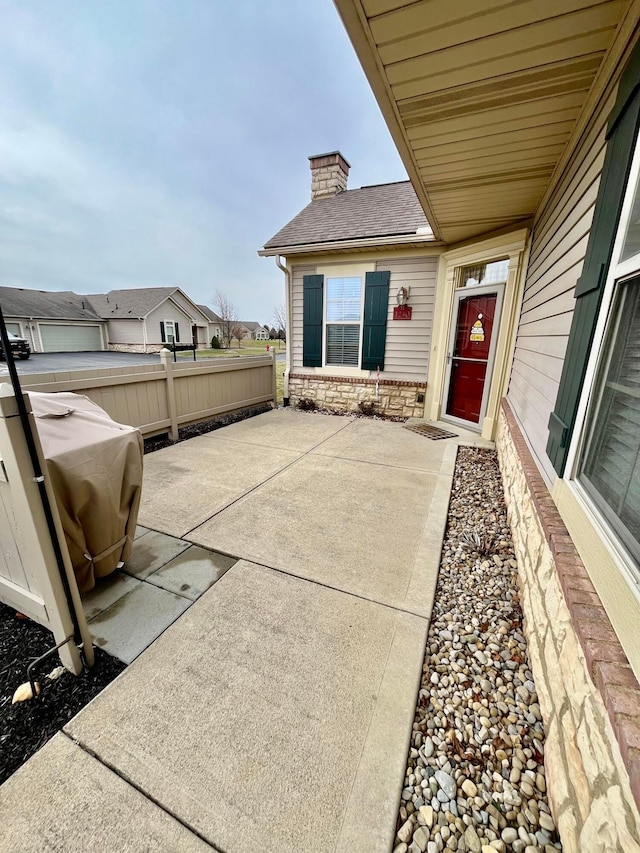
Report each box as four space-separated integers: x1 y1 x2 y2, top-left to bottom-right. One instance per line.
0 285 218 353
86 288 213 352
0 287 108 353
197 305 224 345
238 321 270 341
263 2 640 848
260 154 438 417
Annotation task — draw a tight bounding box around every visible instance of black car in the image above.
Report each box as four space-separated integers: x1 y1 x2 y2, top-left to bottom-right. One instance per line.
0 332 31 360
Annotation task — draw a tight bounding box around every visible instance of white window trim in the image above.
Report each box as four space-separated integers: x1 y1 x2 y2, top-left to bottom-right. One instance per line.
164 320 176 344
316 261 375 375
323 275 365 369
564 130 640 594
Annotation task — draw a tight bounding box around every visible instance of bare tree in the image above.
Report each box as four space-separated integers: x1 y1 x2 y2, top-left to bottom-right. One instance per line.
213 291 238 348
272 304 286 347
231 322 246 348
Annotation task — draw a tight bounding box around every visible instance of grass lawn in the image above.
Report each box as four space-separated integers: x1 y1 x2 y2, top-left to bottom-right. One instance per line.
177 340 285 359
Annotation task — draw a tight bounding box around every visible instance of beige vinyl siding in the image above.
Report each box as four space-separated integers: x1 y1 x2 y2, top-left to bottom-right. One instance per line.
291 265 317 370
146 302 194 344
376 256 437 380
508 83 617 485
107 319 144 344
169 291 209 325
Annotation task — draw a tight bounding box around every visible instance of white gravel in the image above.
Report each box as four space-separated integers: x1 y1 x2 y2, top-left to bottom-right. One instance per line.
394 446 562 853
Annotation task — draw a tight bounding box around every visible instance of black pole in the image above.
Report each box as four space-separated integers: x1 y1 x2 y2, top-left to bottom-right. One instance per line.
0 306 82 646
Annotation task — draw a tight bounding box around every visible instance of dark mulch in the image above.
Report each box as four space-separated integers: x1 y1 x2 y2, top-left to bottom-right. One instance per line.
143 403 273 454
0 602 126 786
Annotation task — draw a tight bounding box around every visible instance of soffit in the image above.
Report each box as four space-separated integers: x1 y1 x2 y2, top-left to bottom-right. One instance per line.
334 0 629 243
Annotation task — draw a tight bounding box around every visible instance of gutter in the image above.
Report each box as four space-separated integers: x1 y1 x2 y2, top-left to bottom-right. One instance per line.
259 232 440 257
274 255 291 407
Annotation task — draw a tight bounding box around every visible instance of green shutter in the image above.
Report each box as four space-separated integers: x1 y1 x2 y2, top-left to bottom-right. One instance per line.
361 271 390 371
160 321 166 343
546 44 640 475
175 322 180 342
302 274 323 367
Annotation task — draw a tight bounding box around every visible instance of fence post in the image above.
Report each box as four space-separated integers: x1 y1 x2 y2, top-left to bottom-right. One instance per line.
160 348 179 442
271 349 277 407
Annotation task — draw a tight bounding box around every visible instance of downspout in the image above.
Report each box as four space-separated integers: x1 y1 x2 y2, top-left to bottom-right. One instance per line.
142 318 148 354
275 255 292 406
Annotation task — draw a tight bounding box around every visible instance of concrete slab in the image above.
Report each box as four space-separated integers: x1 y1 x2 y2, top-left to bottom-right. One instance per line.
138 434 300 537
134 524 150 540
66 562 428 853
123 530 191 579
88 582 191 663
189 449 456 616
81 571 141 621
312 417 454 473
201 407 352 452
0 733 209 853
145 545 237 600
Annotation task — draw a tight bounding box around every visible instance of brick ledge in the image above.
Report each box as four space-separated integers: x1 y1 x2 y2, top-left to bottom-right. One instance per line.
500 398 640 808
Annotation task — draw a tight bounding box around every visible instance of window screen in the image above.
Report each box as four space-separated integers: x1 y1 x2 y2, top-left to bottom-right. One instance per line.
326 276 361 366
580 277 640 562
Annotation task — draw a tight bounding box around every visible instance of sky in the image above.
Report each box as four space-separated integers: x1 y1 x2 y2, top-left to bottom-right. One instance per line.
0 1 408 326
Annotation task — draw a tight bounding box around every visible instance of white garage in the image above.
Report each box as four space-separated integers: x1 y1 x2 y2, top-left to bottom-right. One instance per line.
39 324 104 352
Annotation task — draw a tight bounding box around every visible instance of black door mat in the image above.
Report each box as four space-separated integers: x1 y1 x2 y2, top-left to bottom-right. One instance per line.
403 423 458 440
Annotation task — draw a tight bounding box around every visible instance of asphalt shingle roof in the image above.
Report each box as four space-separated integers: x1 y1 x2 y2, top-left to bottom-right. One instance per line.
197 305 223 323
263 181 432 250
85 288 181 319
0 287 103 321
239 321 265 331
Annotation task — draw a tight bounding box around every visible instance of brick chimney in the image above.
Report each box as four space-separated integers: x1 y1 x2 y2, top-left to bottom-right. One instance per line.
309 151 350 200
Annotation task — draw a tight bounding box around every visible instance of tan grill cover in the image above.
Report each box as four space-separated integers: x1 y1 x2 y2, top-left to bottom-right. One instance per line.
29 391 144 593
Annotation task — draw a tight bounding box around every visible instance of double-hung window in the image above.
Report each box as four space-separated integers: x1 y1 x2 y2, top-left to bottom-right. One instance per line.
578 149 640 565
325 276 361 366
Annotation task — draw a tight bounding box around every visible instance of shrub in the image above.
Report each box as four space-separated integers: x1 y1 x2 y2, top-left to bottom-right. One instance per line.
297 397 316 412
211 335 221 349
358 400 377 417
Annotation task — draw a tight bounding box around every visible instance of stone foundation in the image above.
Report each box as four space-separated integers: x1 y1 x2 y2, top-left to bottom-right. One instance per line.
107 343 206 354
289 373 426 418
496 399 640 852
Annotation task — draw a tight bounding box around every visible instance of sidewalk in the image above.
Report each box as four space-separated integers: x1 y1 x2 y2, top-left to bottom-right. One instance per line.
1 410 490 853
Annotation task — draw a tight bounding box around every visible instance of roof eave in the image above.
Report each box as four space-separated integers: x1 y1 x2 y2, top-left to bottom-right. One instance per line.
259 232 439 257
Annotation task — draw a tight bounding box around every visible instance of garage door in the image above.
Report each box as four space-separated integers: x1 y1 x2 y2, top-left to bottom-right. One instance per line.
5 323 21 336
39 324 103 352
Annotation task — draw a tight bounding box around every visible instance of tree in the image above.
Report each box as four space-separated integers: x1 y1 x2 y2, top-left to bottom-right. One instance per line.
231 323 246 348
272 304 286 347
213 291 238 348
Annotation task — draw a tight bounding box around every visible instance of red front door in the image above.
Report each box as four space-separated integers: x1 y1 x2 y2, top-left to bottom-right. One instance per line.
446 293 497 424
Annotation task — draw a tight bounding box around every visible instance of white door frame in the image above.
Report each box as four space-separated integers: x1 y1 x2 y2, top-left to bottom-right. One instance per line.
441 283 505 431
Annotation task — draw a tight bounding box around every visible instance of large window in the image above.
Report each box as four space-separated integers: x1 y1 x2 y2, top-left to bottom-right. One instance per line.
580 277 640 561
325 276 361 366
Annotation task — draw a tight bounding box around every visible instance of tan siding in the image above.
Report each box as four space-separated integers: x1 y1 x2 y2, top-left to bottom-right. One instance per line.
107 319 144 344
146 302 194 344
291 265 316 370
507 82 618 485
377 256 437 380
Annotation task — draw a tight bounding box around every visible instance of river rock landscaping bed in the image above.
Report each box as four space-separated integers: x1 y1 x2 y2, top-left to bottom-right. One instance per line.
395 446 561 853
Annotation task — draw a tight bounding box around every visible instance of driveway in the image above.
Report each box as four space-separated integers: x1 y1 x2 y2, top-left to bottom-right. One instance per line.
1 349 284 375
2 410 487 853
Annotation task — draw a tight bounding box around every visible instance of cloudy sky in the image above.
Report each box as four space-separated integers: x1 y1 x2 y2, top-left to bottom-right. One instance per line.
0 1 407 325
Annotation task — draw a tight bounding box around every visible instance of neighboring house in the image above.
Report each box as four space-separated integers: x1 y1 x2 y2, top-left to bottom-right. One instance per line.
0 287 108 353
238 321 270 341
197 305 224 344
0 285 215 353
87 288 212 352
262 3 640 847
260 154 436 417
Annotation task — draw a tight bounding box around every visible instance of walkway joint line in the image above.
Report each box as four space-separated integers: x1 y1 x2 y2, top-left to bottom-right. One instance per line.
61 731 227 853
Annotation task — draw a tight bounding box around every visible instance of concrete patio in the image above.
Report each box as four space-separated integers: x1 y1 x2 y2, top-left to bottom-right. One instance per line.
1 410 490 853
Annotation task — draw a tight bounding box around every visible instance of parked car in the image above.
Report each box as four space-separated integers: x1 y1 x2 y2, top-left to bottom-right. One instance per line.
0 332 31 360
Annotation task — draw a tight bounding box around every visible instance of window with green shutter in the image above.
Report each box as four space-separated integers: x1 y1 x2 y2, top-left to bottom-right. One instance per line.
546 42 640 474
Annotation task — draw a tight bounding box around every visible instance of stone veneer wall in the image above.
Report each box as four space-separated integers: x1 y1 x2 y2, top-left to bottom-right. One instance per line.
289 373 426 418
497 399 640 852
108 343 206 353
